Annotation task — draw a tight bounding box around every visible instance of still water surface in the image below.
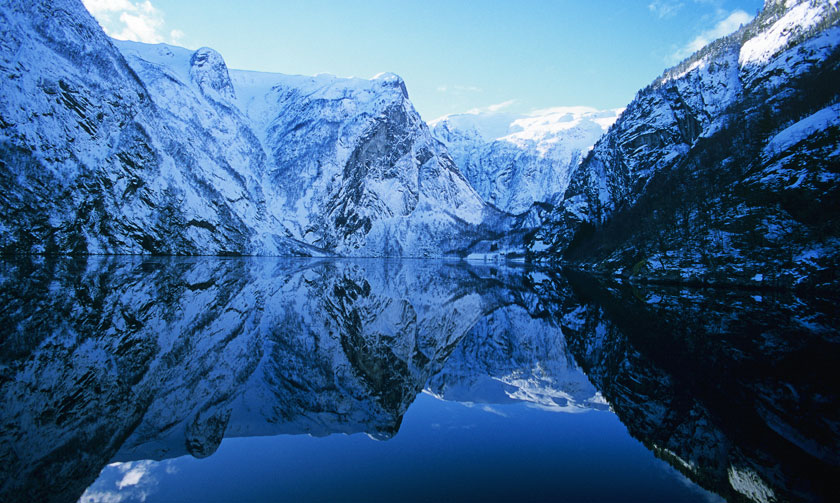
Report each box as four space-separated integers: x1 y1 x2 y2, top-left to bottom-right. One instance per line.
0 257 837 502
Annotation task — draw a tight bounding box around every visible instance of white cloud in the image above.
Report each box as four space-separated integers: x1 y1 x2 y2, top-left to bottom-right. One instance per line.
486 99 517 112
436 84 483 94
79 460 165 503
466 99 517 114
82 0 183 45
116 462 149 489
84 0 136 13
670 9 753 62
169 29 185 44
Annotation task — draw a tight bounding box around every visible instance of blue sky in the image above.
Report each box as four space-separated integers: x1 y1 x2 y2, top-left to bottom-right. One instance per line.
82 0 763 120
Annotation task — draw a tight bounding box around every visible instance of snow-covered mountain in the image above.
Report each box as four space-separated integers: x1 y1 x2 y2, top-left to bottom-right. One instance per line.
115 39 491 256
0 0 490 257
529 0 840 290
0 0 285 256
2 0 837 274
431 107 621 214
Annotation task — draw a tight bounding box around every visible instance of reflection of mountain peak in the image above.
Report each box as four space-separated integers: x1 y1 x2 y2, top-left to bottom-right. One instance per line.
427 304 608 413
109 259 509 460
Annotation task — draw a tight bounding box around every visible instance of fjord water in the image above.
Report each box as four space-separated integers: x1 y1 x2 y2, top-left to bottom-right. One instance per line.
0 257 837 502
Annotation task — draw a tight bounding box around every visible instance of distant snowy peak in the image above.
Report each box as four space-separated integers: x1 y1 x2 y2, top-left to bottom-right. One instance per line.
430 107 622 214
430 111 522 143
190 47 236 101
431 106 622 145
505 107 623 144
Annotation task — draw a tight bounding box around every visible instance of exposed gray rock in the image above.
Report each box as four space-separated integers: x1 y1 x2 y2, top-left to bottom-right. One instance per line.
190 47 236 102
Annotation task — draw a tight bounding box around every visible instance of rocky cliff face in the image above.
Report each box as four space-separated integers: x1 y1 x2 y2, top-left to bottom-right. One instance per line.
227 68 487 256
0 0 490 257
0 0 286 256
431 107 621 215
529 0 840 290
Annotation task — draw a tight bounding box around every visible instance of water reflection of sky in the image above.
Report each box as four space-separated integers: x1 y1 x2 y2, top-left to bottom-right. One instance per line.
81 394 721 503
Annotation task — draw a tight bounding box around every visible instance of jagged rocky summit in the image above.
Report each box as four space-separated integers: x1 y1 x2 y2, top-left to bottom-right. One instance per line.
0 0 492 257
529 0 840 291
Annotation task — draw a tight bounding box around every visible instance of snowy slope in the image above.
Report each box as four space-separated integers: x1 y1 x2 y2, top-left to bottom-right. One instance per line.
0 0 289 256
431 107 621 214
530 0 840 290
228 68 487 256
115 40 492 256
0 0 491 257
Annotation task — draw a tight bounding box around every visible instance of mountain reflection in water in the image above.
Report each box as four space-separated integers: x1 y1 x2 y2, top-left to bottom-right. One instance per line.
0 257 837 502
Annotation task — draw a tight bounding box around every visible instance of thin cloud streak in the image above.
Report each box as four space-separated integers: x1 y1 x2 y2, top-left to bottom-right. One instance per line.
670 9 753 62
649 0 685 19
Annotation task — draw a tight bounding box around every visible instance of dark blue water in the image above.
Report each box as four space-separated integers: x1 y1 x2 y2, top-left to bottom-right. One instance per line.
83 394 716 503
0 257 837 502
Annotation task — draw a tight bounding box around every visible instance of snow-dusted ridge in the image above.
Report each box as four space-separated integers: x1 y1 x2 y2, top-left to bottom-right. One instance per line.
431 106 623 214
529 0 840 290
0 0 492 257
740 0 839 65
1 0 837 273
109 37 492 256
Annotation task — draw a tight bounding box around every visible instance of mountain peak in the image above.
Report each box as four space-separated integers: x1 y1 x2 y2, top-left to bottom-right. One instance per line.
372 72 409 99
190 46 236 102
528 0 839 291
